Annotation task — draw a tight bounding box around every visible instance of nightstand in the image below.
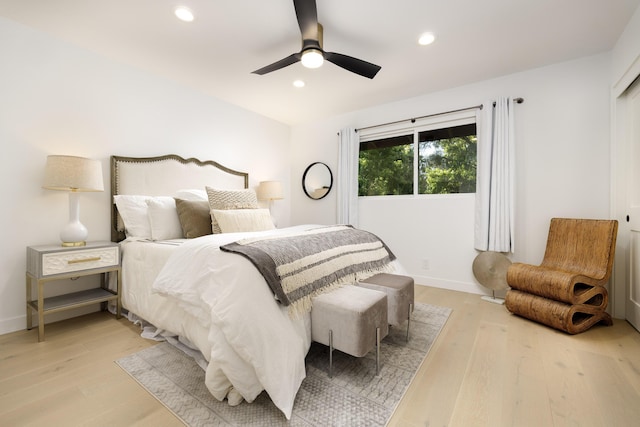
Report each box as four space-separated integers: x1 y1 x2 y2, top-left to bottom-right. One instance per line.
26 241 121 342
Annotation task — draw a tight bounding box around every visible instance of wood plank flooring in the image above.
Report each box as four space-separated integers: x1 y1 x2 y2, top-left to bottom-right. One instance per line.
1 285 639 426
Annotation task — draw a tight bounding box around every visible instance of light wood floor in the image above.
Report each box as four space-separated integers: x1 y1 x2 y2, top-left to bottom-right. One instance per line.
1 285 640 426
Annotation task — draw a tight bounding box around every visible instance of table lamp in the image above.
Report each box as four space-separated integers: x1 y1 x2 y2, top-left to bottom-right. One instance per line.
257 180 284 214
42 155 104 247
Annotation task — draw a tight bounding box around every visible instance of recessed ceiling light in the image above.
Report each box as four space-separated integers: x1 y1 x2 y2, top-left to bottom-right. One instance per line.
418 32 435 46
293 80 305 88
175 6 194 22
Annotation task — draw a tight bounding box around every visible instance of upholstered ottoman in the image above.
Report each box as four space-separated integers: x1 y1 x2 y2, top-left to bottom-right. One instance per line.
357 273 415 341
311 285 388 377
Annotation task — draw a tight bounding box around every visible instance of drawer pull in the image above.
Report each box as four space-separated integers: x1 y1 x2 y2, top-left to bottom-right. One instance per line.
67 257 101 264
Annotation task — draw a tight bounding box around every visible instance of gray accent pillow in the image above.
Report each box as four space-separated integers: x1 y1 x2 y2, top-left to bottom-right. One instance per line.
174 198 212 238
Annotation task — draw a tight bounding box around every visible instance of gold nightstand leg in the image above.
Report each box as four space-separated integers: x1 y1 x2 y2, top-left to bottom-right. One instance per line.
26 274 32 330
116 268 122 319
37 279 44 342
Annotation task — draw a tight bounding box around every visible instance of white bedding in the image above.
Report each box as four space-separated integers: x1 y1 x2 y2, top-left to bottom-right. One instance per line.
121 224 403 419
121 226 314 418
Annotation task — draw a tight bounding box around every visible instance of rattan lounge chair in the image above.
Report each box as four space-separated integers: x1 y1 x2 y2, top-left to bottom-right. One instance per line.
505 218 618 334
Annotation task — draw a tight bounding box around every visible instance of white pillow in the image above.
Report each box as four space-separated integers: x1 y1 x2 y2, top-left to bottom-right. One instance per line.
146 197 183 240
174 189 208 201
211 209 275 233
114 195 152 239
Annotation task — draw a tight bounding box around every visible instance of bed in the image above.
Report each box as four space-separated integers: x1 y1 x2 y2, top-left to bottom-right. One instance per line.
110 154 402 419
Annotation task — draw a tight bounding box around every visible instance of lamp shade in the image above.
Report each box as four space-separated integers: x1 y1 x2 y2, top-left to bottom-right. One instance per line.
43 155 104 192
257 180 284 201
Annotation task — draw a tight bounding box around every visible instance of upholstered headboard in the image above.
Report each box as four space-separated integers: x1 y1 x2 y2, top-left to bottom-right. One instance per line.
110 154 249 242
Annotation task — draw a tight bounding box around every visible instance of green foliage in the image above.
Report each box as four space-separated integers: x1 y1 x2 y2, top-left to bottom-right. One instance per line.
359 144 413 195
419 135 477 194
358 135 476 196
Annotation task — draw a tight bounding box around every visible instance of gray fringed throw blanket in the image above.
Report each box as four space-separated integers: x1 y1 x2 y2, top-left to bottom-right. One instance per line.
220 225 396 315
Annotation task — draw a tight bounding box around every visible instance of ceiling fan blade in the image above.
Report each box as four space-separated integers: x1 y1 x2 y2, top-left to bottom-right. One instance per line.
324 52 382 79
251 53 301 75
293 0 319 41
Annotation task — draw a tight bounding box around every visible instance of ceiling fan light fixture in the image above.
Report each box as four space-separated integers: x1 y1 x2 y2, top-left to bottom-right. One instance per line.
301 49 324 69
251 0 380 78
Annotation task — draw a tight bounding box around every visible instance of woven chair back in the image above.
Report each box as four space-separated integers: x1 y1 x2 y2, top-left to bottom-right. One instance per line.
541 218 618 283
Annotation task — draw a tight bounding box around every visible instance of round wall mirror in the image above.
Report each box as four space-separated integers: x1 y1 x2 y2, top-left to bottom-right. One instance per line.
302 162 333 200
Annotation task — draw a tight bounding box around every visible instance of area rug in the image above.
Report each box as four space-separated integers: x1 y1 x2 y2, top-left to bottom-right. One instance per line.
115 302 451 426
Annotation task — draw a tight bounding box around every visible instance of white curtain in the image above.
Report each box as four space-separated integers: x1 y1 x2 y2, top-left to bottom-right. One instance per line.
337 127 359 226
474 97 515 252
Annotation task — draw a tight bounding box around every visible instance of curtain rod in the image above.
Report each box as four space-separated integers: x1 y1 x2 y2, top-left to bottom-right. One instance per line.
355 97 524 133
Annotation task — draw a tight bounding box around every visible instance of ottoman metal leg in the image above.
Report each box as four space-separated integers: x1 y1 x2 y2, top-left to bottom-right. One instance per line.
376 327 381 375
407 303 413 342
329 329 334 378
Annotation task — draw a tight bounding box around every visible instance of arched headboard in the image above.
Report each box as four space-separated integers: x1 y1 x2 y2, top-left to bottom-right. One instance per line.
111 154 249 242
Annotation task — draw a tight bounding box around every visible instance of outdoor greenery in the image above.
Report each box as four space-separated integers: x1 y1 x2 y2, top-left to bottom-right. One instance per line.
359 131 477 196
418 135 477 194
358 136 414 196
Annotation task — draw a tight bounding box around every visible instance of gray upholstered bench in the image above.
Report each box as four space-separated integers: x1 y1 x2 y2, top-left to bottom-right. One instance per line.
357 273 415 341
311 285 388 377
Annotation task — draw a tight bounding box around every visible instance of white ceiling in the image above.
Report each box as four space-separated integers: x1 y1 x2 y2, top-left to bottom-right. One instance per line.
1 0 638 125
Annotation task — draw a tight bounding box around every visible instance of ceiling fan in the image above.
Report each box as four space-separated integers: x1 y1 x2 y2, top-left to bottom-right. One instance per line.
251 0 381 79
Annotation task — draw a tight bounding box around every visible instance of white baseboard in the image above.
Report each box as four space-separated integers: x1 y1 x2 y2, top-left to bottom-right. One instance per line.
0 305 101 337
411 274 484 295
411 274 507 300
0 314 27 336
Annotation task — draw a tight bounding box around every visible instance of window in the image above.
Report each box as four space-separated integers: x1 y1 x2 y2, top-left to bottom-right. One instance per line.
418 124 477 194
359 134 414 196
358 111 477 196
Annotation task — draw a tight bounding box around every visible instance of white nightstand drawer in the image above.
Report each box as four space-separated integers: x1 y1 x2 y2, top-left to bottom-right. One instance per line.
41 246 119 276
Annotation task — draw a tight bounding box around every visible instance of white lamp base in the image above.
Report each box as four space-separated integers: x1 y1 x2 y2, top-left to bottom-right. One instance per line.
60 192 88 247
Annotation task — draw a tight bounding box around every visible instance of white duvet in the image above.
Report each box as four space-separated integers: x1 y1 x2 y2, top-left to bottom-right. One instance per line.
151 225 319 419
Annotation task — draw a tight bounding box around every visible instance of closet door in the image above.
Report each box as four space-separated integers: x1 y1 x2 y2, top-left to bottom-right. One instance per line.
627 77 640 331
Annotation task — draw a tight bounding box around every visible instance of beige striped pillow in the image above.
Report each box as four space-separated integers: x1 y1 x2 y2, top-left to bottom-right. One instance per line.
206 186 259 233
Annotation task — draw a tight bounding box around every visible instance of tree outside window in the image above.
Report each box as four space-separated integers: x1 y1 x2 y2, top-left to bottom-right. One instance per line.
359 123 476 196
418 124 477 194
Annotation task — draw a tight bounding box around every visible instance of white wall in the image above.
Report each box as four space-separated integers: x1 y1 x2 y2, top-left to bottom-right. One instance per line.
291 53 612 296
612 5 640 93
0 17 291 335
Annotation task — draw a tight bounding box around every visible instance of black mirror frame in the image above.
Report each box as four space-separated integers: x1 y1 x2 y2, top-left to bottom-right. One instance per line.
302 162 333 200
